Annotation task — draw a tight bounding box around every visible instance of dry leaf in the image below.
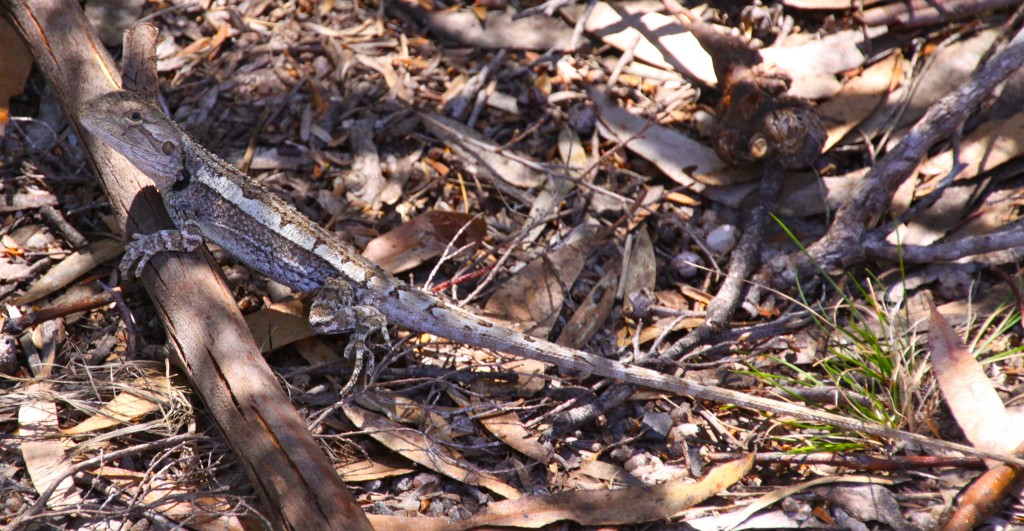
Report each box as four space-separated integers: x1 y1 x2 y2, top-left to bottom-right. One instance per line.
701 168 863 216
355 391 461 443
760 29 885 99
485 223 599 336
243 299 313 353
891 110 1024 247
571 459 646 489
19 383 82 509
292 337 342 366
0 188 58 213
62 373 173 435
583 2 717 84
343 400 522 499
582 3 880 98
781 0 886 8
928 299 1024 458
591 88 738 188
420 111 544 188
937 104 1024 175
688 474 895 531
518 127 579 243
621 226 656 315
335 456 416 482
557 262 618 349
819 51 903 152
15 239 124 305
943 463 1022 531
884 30 998 139
371 455 753 529
444 453 753 529
367 514 451 531
362 210 486 274
461 394 553 464
417 7 574 51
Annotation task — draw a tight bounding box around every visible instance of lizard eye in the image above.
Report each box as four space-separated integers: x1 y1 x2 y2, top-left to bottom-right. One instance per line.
161 141 175 155
126 111 143 124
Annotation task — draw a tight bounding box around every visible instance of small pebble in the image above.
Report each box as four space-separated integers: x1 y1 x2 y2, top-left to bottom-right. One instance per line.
568 102 596 137
671 251 704 278
706 224 740 255
641 411 673 441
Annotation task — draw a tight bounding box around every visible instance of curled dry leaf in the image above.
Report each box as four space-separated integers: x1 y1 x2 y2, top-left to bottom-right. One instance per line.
942 462 1023 531
14 239 124 305
460 394 553 464
342 400 522 500
928 299 1024 458
441 453 754 529
687 474 895 531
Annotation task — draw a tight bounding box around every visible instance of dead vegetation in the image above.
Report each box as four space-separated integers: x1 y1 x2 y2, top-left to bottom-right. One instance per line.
4 0 1024 528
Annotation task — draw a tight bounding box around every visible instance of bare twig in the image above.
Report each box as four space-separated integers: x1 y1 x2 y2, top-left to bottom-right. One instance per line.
764 28 1024 290
863 221 1024 263
658 161 785 360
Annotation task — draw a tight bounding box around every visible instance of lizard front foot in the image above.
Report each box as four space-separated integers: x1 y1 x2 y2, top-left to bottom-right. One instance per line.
119 224 204 279
309 278 390 396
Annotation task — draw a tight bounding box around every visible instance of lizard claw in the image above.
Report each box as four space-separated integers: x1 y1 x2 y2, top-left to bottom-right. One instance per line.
118 235 149 280
117 227 205 281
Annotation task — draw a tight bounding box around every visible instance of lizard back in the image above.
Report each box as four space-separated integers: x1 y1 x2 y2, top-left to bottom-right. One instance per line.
168 137 394 293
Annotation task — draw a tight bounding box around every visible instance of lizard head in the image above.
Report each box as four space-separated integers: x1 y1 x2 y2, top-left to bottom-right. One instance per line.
80 91 186 192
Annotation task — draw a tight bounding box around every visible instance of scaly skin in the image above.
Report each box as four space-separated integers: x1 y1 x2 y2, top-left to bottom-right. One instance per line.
80 90 1024 466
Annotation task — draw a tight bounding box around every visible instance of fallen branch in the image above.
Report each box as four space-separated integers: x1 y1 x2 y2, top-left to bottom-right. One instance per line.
0 1 371 528
763 27 1024 289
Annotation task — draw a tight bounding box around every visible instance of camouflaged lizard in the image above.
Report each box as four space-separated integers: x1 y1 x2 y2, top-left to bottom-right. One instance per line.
79 90 1024 466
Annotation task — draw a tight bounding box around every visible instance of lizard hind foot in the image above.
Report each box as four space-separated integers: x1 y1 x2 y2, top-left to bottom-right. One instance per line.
334 309 389 397
309 279 390 396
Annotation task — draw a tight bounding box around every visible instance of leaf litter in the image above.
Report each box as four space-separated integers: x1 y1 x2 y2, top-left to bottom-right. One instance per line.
5 0 1024 528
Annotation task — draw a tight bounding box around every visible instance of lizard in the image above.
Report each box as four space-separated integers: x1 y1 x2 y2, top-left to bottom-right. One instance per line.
79 90 1024 466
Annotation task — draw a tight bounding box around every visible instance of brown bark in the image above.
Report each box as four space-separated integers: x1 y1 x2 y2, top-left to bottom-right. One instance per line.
0 1 371 528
